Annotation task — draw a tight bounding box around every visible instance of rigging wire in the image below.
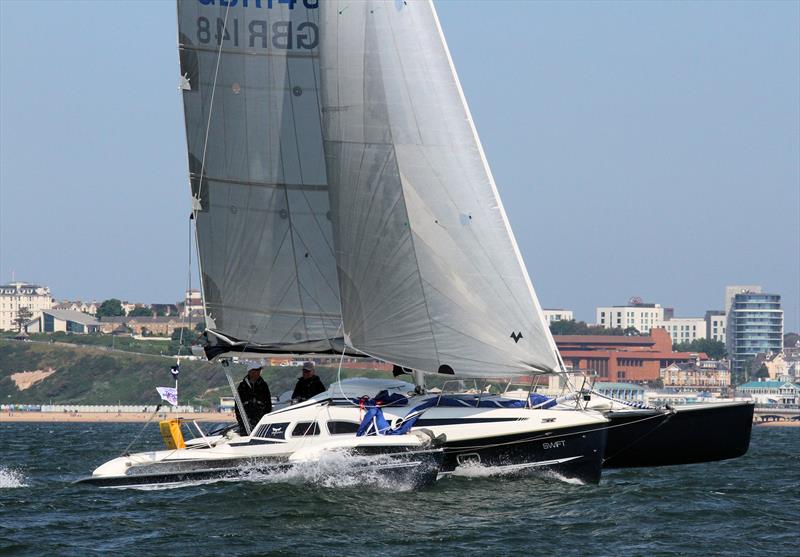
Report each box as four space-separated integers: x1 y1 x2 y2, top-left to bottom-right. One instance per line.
120 404 162 457
176 214 194 359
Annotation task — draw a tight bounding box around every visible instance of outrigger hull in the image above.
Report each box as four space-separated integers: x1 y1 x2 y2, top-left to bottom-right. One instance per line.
75 448 445 490
602 401 754 468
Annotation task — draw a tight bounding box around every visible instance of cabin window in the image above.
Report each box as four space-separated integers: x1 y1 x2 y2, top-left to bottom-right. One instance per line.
253 422 290 439
327 421 360 435
292 422 320 437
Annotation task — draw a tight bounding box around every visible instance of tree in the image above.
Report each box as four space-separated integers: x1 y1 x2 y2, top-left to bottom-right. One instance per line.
14 306 33 332
169 327 195 356
549 319 625 336
96 299 125 319
128 306 153 317
753 364 770 379
784 332 800 348
673 338 727 360
171 327 193 341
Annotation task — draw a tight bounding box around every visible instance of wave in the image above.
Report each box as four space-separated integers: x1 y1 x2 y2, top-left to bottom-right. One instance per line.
449 462 586 485
240 451 421 491
121 451 423 492
0 466 28 488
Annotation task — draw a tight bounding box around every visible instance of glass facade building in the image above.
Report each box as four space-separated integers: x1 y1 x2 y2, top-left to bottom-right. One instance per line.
728 293 783 376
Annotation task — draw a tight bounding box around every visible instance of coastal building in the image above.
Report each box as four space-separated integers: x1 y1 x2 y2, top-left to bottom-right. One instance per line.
555 328 707 384
99 315 195 336
661 317 707 346
542 309 574 324
0 281 53 331
595 299 667 333
27 309 102 334
735 379 800 405
723 285 761 366
726 288 783 377
182 289 204 317
150 303 180 316
53 300 98 315
591 382 646 403
705 310 726 343
660 360 730 392
750 352 799 381
782 347 800 380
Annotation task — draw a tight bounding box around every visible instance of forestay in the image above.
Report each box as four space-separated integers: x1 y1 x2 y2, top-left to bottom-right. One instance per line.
318 0 560 376
177 0 343 357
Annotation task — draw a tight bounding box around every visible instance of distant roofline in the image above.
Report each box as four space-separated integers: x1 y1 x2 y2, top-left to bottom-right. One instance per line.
0 282 47 290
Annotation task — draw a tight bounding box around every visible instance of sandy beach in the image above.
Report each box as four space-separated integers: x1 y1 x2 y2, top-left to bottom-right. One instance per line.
754 420 800 428
2 411 235 423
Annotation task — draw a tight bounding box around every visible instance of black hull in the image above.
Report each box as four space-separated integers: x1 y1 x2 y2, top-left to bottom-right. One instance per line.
603 402 754 468
76 449 444 490
440 423 608 484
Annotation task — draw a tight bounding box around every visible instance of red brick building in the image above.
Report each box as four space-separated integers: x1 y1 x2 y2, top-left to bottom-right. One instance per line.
554 328 707 383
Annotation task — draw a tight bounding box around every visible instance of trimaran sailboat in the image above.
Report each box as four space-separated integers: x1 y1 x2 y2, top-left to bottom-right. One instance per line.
79 0 751 489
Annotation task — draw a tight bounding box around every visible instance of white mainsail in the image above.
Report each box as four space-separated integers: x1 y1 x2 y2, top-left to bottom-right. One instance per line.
177 1 343 356
318 0 561 376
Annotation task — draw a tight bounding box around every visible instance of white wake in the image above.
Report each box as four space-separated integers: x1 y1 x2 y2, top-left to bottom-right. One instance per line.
0 466 28 488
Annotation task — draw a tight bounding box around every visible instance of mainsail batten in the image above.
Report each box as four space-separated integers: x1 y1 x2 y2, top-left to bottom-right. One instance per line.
319 0 560 377
178 1 343 356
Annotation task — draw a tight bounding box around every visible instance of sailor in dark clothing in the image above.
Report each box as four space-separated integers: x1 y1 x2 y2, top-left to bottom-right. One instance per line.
235 361 272 434
291 361 326 402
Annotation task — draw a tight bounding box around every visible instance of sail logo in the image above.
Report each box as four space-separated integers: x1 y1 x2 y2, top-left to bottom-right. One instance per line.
510 331 523 343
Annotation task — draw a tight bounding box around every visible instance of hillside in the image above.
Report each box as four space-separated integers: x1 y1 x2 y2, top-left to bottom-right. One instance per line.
0 339 394 407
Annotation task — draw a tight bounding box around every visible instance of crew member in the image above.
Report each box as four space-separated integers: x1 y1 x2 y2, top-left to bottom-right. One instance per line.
291 361 326 402
235 361 272 433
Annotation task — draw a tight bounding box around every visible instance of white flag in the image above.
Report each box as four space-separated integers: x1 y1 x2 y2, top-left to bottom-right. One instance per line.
156 387 178 406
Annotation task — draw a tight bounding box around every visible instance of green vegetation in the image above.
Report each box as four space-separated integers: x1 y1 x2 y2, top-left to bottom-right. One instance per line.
672 338 727 359
752 363 770 379
2 330 203 358
17 332 175 355
549 319 627 336
127 306 153 317
0 339 396 406
96 299 125 318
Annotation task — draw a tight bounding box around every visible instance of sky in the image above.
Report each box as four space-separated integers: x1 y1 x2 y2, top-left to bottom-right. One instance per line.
1 0 798 331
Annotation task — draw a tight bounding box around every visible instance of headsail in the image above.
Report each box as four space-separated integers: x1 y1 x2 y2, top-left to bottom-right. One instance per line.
177 0 344 358
319 0 560 376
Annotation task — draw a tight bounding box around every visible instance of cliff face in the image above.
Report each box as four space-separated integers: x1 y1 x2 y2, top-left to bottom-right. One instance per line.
0 340 229 406
0 340 394 406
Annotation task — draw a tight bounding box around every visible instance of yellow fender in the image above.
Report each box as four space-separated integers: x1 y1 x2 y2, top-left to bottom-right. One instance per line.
159 419 186 449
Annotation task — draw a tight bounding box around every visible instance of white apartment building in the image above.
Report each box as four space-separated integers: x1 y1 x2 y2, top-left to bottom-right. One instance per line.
596 303 664 333
0 281 54 331
705 311 726 343
183 289 204 317
662 317 707 345
542 309 574 324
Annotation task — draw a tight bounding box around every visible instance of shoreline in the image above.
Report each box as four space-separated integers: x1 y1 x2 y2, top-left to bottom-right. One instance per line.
753 420 800 428
2 411 235 423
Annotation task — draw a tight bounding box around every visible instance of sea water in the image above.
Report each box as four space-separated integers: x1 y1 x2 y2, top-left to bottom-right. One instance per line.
0 423 797 556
